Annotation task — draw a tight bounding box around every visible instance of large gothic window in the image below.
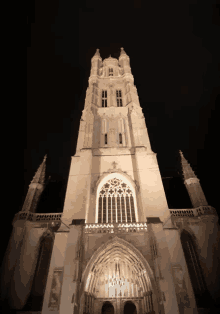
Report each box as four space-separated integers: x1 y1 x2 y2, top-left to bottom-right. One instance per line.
181 230 212 308
98 177 136 223
22 234 54 311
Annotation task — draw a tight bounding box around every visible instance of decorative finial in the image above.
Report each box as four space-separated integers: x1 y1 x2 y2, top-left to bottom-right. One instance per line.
93 49 101 58
43 154 47 161
112 161 117 169
119 47 127 57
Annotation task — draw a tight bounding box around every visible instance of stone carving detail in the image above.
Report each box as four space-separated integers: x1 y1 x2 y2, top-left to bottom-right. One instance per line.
170 206 217 218
85 222 147 234
48 267 64 311
14 211 62 223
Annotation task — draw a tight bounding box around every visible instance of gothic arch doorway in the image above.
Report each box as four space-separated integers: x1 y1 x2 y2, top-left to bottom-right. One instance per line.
81 236 159 314
22 233 54 311
102 301 114 314
124 301 137 314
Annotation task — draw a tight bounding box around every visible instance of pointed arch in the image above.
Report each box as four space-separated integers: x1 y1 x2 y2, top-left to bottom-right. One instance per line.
79 237 159 314
81 236 156 293
95 172 139 223
180 229 212 308
22 230 54 311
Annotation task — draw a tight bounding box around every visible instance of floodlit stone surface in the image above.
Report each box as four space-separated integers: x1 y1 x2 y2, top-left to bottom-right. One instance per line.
1 49 220 314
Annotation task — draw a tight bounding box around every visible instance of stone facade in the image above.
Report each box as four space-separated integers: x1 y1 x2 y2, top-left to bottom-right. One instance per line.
1 49 220 314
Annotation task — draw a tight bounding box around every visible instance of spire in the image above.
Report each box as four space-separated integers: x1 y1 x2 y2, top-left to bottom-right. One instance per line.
119 47 128 58
179 150 197 180
31 154 47 185
93 49 101 58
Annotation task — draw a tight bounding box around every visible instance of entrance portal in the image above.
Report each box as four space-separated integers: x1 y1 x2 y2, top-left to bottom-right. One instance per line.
102 301 114 314
124 301 137 314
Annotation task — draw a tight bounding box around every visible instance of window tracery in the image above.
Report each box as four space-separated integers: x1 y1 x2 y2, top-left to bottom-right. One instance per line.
98 178 136 223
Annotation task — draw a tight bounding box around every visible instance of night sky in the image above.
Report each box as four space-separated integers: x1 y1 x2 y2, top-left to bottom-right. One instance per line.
1 0 219 264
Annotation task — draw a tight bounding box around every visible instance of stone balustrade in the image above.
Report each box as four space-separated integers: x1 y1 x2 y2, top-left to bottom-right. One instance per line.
13 206 217 226
13 211 62 223
170 206 217 218
84 222 147 234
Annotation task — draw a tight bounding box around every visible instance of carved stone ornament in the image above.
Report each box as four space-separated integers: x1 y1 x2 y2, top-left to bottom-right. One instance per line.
91 169 138 196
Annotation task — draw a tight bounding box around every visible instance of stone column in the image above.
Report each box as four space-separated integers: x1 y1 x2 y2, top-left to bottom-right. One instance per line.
59 219 85 314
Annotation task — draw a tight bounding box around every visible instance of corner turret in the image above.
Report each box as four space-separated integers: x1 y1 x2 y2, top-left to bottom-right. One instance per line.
90 49 102 77
119 47 131 75
179 150 208 207
21 155 47 213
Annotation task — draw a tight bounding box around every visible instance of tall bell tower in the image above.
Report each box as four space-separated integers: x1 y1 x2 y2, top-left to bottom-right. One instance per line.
61 47 170 226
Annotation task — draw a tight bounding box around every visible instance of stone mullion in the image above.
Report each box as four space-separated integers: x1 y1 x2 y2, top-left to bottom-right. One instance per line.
128 195 132 223
124 195 128 223
120 195 122 223
111 195 112 223
115 193 117 223
101 195 103 223
106 194 108 223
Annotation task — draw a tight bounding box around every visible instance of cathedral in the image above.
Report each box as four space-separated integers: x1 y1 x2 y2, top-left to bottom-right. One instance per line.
1 48 220 314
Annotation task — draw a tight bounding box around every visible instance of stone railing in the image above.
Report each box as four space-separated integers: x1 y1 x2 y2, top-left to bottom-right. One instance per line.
84 222 147 234
13 211 62 223
170 206 217 218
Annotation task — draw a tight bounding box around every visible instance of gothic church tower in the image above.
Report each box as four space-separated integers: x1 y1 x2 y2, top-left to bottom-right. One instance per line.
1 48 219 314
61 47 170 227
40 49 202 314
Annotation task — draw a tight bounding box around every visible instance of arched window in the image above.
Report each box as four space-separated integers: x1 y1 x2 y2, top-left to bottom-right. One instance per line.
181 230 212 308
116 90 123 106
22 234 54 311
97 177 136 223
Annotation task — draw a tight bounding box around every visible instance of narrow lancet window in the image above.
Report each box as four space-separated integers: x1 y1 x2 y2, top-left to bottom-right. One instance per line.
102 90 107 107
105 134 107 144
116 90 123 107
109 68 113 76
119 133 122 144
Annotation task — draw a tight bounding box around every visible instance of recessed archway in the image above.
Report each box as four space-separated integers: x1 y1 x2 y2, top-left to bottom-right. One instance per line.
80 236 159 313
102 301 114 314
124 301 137 314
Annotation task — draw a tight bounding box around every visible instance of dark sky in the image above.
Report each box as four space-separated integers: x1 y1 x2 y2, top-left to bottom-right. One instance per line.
2 0 219 262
